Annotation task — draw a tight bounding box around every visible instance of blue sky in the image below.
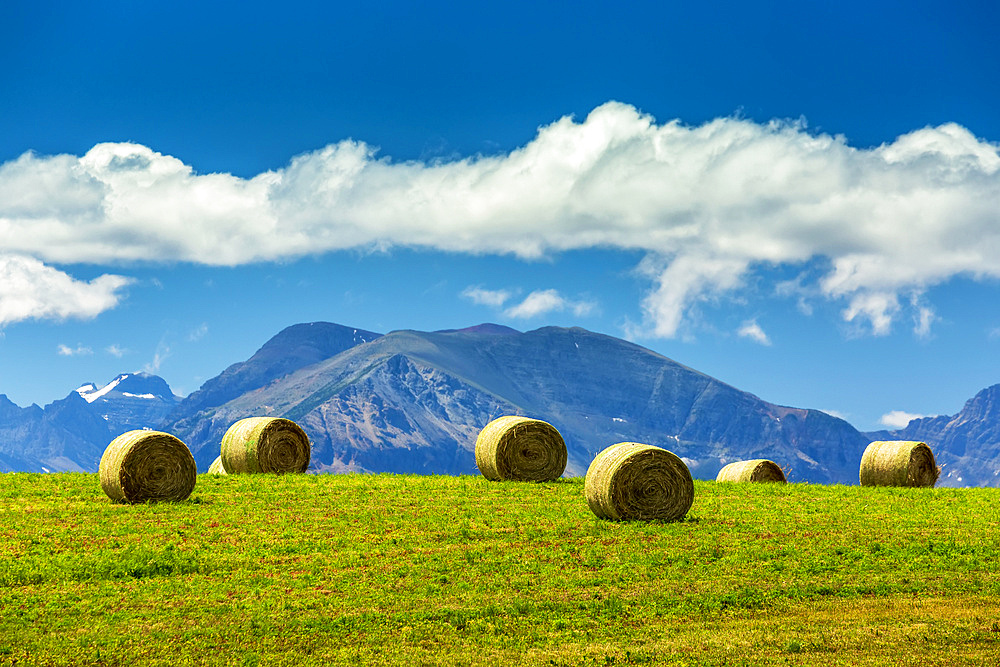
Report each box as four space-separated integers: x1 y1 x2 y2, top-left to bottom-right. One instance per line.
2 0 999 431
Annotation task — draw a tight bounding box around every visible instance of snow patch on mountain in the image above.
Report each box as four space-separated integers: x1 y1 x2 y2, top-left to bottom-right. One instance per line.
76 375 127 403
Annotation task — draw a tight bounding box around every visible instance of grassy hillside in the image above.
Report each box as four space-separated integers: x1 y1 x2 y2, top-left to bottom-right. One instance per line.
2 473 999 666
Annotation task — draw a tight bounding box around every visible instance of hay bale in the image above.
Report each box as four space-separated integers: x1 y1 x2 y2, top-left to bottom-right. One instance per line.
99 430 197 503
585 442 694 521
207 455 228 476
221 417 311 474
859 440 939 487
474 415 567 482
716 459 786 483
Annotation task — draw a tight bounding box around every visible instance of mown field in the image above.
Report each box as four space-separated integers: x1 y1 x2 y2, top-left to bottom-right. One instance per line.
1 472 999 666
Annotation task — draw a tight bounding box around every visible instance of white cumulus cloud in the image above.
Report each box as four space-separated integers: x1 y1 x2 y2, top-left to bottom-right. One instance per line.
3 102 1000 337
0 254 133 326
504 289 596 319
57 344 93 356
461 286 513 307
737 319 771 346
879 410 929 429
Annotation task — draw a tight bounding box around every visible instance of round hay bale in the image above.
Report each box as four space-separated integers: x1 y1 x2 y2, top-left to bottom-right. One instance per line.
221 417 311 474
99 430 197 503
585 442 694 522
474 415 567 482
859 440 939 487
716 459 786 483
207 455 228 476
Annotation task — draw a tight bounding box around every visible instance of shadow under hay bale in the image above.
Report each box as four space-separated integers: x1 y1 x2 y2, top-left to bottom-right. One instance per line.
99 430 197 503
585 442 694 522
474 415 567 482
207 455 228 476
859 440 939 487
221 417 311 474
716 459 786 483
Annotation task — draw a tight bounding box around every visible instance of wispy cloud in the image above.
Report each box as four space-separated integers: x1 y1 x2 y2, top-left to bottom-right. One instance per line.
737 319 771 346
841 292 899 337
187 323 208 342
3 102 1000 337
910 294 936 339
461 286 513 307
105 344 127 358
143 340 171 374
57 343 93 356
504 289 596 319
0 254 132 326
879 410 929 429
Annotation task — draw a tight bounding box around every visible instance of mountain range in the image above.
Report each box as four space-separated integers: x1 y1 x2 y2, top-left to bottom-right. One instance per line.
2 321 999 486
0 372 179 473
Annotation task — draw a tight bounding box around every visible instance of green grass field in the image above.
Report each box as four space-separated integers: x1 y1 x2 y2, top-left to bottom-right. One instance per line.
2 472 999 666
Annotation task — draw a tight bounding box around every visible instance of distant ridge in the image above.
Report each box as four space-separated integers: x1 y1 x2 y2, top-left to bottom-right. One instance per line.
4 321 1000 486
434 323 521 335
867 384 1000 487
164 322 872 482
163 322 381 419
0 372 179 473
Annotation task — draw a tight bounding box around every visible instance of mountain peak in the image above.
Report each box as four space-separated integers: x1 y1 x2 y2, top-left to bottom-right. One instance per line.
75 373 177 403
971 383 1000 402
116 372 177 399
76 375 127 403
262 321 381 351
435 323 521 336
160 321 382 420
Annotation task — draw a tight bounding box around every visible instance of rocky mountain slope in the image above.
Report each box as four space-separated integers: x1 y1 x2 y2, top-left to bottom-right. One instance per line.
166 323 871 483
5 321 1000 486
0 373 179 473
166 322 380 421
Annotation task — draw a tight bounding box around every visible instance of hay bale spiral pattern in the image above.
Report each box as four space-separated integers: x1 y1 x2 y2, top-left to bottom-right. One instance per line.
475 416 567 482
221 417 311 474
207 455 228 476
585 442 694 521
716 459 786 483
859 440 939 487
99 430 197 503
